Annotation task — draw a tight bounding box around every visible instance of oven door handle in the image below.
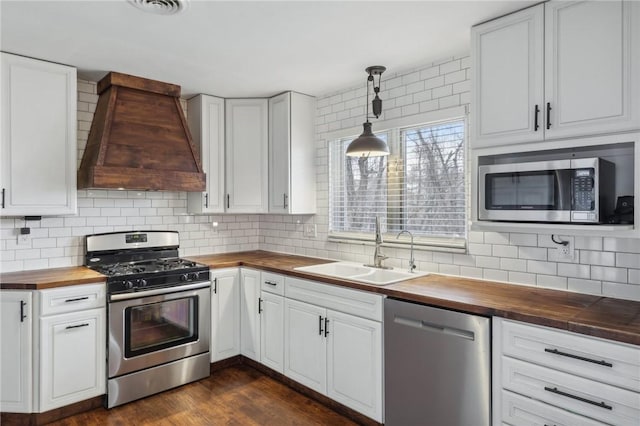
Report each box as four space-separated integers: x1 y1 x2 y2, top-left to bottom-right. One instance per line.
109 281 211 301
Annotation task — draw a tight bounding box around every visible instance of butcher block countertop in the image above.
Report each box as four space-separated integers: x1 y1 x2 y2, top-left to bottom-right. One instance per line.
1 250 638 345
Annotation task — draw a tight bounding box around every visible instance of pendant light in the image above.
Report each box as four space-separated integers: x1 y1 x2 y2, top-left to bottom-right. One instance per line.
346 65 389 157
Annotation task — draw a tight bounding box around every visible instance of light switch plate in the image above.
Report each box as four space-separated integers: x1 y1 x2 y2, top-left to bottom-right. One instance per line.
304 224 317 238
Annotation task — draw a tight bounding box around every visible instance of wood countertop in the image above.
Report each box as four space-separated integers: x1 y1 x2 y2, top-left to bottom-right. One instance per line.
0 266 106 289
2 250 638 345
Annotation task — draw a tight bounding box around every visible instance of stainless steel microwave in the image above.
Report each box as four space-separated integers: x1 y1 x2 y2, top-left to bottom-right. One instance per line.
478 158 615 223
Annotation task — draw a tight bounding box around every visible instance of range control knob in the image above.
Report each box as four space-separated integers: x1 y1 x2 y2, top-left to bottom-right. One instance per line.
180 274 189 282
139 278 148 287
189 272 200 281
124 280 134 290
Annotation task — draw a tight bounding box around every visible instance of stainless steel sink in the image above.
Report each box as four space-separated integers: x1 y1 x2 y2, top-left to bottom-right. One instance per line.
294 261 429 285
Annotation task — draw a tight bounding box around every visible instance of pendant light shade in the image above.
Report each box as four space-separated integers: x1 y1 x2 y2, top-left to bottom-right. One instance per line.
346 122 389 157
345 65 389 158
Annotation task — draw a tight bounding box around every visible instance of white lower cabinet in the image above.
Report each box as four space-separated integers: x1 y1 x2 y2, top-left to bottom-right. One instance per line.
259 290 284 374
0 291 33 413
39 308 105 412
284 298 327 393
240 268 261 361
283 277 383 422
210 268 240 362
493 318 640 426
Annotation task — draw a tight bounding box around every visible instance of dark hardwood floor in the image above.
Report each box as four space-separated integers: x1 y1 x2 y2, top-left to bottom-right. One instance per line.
47 364 358 425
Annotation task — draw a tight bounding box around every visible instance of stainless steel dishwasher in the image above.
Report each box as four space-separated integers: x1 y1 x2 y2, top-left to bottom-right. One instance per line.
384 298 491 426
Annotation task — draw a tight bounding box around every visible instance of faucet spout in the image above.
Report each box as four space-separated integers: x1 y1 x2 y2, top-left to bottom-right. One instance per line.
366 216 391 269
396 230 416 273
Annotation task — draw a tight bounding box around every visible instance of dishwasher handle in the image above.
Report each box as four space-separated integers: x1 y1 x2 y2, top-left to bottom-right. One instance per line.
393 315 476 341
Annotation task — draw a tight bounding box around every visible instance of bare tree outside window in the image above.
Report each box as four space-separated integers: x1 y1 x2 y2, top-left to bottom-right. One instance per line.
329 119 466 244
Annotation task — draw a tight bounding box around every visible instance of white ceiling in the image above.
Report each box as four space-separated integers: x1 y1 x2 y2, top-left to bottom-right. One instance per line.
0 0 536 98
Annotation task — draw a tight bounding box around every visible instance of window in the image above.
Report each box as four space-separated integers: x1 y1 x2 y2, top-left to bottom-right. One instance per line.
329 118 466 250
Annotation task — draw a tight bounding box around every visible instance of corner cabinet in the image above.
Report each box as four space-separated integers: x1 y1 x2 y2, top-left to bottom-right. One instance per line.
210 268 240 362
225 99 269 213
187 95 225 214
0 53 77 216
0 291 33 413
471 0 640 148
240 268 262 361
268 92 316 214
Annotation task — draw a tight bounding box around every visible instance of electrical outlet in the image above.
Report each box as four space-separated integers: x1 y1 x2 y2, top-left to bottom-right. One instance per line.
17 227 30 245
304 224 317 238
556 239 574 260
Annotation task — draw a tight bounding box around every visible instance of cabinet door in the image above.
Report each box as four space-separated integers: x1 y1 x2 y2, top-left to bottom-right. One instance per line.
0 53 77 216
326 309 382 422
268 92 291 213
187 95 225 214
225 99 268 213
471 4 544 147
260 291 284 373
240 268 261 361
283 298 326 394
545 1 640 139
39 307 106 412
0 291 32 413
210 268 240 362
289 92 316 214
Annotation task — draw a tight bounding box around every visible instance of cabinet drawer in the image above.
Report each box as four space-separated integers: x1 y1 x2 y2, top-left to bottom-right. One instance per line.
40 283 105 316
261 272 284 296
502 357 640 425
285 277 383 322
498 318 640 392
501 389 606 426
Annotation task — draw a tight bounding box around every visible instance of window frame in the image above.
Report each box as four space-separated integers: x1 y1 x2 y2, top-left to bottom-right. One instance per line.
327 109 469 253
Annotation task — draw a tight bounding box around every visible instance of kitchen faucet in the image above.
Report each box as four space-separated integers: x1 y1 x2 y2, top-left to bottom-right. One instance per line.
396 230 416 273
365 216 391 269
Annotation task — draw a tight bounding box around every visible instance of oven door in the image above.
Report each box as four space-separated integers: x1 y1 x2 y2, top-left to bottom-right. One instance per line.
108 282 210 378
479 160 572 222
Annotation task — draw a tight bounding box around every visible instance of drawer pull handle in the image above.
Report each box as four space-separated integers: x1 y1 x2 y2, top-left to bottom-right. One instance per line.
65 296 89 303
319 315 324 336
264 280 278 286
544 348 612 367
65 323 89 330
544 386 612 410
324 317 329 337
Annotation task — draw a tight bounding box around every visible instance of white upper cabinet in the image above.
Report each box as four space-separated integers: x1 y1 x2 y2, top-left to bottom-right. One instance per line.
268 92 316 214
471 0 640 148
544 1 639 139
225 98 268 213
471 4 544 146
1 53 77 216
187 95 225 214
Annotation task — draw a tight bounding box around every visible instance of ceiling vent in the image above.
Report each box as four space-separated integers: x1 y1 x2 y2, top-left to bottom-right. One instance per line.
128 0 189 15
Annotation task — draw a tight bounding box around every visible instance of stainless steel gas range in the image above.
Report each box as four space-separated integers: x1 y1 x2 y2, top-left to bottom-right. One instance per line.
85 231 211 408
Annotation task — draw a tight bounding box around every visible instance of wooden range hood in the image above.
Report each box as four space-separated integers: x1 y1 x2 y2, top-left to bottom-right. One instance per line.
78 72 205 191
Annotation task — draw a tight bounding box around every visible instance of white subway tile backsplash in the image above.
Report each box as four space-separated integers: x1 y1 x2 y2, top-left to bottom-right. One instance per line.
616 253 640 268
500 258 526 272
558 263 591 279
580 250 616 266
603 237 640 253
591 266 627 283
508 272 536 285
567 278 602 295
536 275 567 290
493 245 518 258
527 260 557 275
602 282 640 300
629 269 640 285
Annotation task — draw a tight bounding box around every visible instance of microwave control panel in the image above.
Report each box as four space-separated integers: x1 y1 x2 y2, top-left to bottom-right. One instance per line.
572 168 595 211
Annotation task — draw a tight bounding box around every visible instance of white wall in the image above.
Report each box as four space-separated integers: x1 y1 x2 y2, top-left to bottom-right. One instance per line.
1 62 639 302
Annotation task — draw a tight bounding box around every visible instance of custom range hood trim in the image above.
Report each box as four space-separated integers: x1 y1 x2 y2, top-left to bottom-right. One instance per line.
78 72 206 192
